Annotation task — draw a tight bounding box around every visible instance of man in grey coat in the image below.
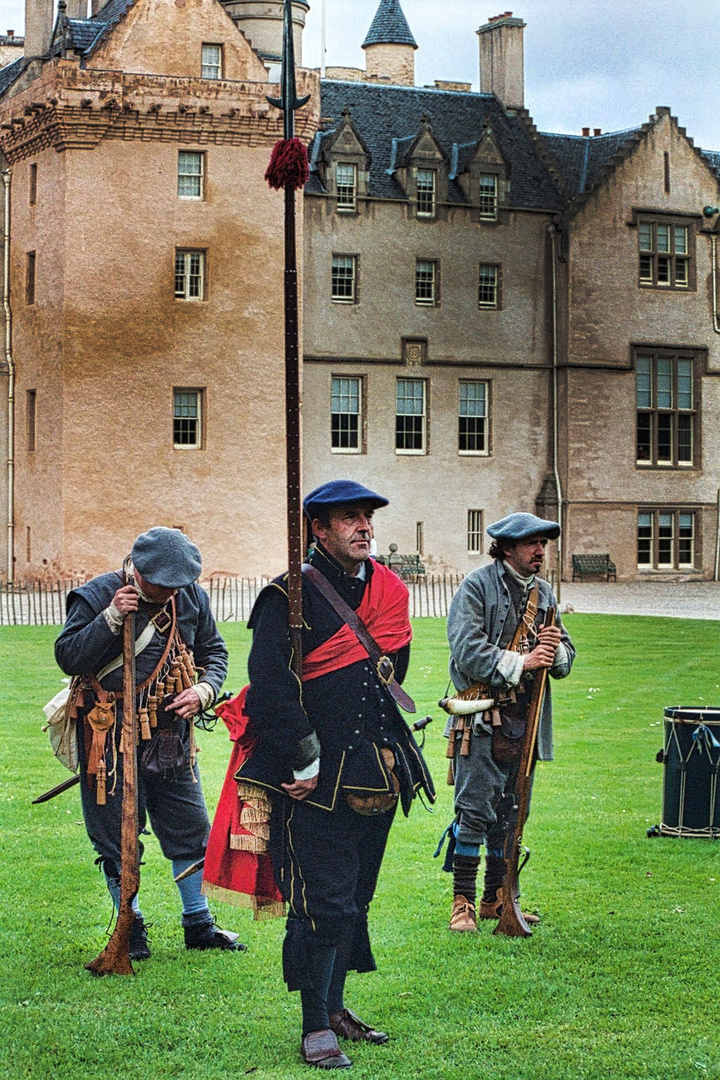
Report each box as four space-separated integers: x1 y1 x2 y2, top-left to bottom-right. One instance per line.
444 513 575 932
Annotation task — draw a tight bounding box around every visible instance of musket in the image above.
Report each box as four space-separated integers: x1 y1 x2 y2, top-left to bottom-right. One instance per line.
32 773 80 804
494 607 556 939
86 560 139 975
266 0 310 683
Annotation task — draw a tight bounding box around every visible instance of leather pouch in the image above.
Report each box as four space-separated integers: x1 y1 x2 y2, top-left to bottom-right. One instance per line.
141 729 187 779
344 747 400 816
491 703 526 768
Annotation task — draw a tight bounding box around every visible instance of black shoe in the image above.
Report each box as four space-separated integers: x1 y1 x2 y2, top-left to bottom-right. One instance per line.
184 918 246 952
129 917 151 961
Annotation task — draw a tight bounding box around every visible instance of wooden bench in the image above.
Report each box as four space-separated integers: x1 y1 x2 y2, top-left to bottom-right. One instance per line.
571 554 617 582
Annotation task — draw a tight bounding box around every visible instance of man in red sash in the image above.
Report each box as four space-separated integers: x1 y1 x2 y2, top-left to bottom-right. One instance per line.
235 480 434 1069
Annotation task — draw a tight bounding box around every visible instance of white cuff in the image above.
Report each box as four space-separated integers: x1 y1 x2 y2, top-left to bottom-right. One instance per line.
103 604 124 634
497 649 525 688
293 757 320 781
553 643 569 668
194 681 215 710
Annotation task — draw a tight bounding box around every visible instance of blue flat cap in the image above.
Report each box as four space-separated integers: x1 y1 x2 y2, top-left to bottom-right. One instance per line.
487 512 561 542
131 527 202 588
303 480 389 520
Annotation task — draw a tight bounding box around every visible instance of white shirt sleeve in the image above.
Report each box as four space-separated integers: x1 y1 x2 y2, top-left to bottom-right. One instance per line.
293 757 320 781
103 603 125 635
496 649 525 688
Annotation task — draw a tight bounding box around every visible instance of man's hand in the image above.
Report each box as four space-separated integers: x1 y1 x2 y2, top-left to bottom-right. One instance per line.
111 584 139 615
166 687 202 720
281 775 319 801
523 625 563 671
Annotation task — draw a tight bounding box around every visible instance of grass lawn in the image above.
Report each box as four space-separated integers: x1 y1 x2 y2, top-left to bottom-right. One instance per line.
1 615 719 1080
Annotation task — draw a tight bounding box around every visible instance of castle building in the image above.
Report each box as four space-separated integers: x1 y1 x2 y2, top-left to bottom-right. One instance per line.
2 0 719 582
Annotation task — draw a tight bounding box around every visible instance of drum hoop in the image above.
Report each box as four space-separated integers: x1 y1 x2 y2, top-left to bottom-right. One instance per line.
663 707 720 725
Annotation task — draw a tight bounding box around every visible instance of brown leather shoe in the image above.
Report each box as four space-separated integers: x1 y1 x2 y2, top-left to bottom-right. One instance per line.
330 1008 389 1044
479 893 540 925
301 1030 352 1069
449 894 477 932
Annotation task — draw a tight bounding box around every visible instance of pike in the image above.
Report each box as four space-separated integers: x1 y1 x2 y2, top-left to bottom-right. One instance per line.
32 773 80 804
86 561 140 975
494 607 556 939
265 0 310 683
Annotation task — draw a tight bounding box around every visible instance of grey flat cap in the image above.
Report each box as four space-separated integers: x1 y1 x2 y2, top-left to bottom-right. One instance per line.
487 512 561 542
131 527 202 588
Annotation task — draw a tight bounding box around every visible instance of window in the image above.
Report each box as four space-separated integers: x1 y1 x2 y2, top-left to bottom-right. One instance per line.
331 255 357 303
478 263 499 308
459 381 488 454
29 163 37 206
26 251 36 305
478 173 497 220
415 260 437 305
175 250 205 300
336 164 356 211
638 510 695 569
173 389 203 448
416 521 424 555
331 376 362 452
201 44 222 79
396 378 426 453
178 152 205 199
636 352 695 467
638 218 691 288
416 169 436 217
26 390 36 451
467 510 483 554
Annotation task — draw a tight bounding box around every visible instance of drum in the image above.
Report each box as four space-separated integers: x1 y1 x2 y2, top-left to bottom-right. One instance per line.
657 707 720 838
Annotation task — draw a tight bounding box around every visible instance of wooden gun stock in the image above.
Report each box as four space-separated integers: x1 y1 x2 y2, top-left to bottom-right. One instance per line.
86 570 140 975
494 607 556 939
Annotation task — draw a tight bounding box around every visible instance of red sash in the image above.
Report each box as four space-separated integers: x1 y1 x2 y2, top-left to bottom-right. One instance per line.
303 560 411 680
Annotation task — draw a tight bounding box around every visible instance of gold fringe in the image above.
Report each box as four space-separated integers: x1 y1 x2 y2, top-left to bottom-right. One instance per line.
201 881 285 921
230 832 269 853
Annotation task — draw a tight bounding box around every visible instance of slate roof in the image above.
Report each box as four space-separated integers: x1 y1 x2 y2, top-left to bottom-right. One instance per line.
0 57 29 97
362 0 417 49
308 80 563 211
539 127 642 198
59 0 137 59
700 149 720 181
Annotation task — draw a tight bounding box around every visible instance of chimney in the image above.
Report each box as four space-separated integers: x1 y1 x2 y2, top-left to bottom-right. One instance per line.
477 12 526 110
593 127 602 136
582 127 590 136
65 0 87 17
24 0 54 58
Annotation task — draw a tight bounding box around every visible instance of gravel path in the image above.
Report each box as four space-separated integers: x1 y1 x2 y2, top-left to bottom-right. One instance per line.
558 581 720 620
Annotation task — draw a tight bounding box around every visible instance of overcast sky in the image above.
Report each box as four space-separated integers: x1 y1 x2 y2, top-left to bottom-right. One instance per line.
4 0 720 150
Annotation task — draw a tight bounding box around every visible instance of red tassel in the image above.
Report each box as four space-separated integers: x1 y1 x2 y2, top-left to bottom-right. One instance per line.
265 137 310 191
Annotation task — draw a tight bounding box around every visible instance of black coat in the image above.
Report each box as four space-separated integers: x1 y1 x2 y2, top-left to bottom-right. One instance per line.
237 546 435 814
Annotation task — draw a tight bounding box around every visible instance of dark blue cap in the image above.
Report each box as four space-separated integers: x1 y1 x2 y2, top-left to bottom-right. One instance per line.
131 527 202 588
303 480 389 520
487 512 561 542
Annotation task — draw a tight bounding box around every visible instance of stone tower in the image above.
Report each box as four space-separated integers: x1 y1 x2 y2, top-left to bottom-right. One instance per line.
362 0 417 87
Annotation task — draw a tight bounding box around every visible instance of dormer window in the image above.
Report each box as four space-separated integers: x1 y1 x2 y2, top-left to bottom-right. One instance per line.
416 170 436 217
478 173 498 220
201 44 222 79
336 164 357 211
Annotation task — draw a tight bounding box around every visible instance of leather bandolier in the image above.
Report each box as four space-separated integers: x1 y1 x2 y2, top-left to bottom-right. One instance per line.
71 598 202 804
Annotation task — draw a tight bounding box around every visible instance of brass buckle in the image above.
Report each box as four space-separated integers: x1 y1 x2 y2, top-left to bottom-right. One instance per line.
376 655 395 686
152 607 172 635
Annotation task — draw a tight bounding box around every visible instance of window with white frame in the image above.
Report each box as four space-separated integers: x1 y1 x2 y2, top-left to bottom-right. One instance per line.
415 260 437 305
396 378 426 453
175 250 205 300
336 163 357 210
459 380 489 454
416 169 436 217
173 389 203 449
331 376 362 452
637 510 695 569
467 509 483 553
178 152 205 199
478 173 498 220
478 263 499 308
201 44 222 79
331 254 357 302
636 352 696 467
638 218 691 289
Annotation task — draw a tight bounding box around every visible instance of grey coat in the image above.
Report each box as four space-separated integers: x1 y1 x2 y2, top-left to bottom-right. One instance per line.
446 560 575 760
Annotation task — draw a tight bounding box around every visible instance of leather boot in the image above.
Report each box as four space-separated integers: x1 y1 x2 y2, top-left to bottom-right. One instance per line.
449 894 477 932
480 854 540 924
478 887 540 925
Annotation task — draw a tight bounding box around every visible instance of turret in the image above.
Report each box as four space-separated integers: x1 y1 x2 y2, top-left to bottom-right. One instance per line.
220 0 309 75
362 0 417 87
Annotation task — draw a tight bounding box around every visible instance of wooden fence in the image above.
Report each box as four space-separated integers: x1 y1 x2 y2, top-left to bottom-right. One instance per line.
0 573 467 626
